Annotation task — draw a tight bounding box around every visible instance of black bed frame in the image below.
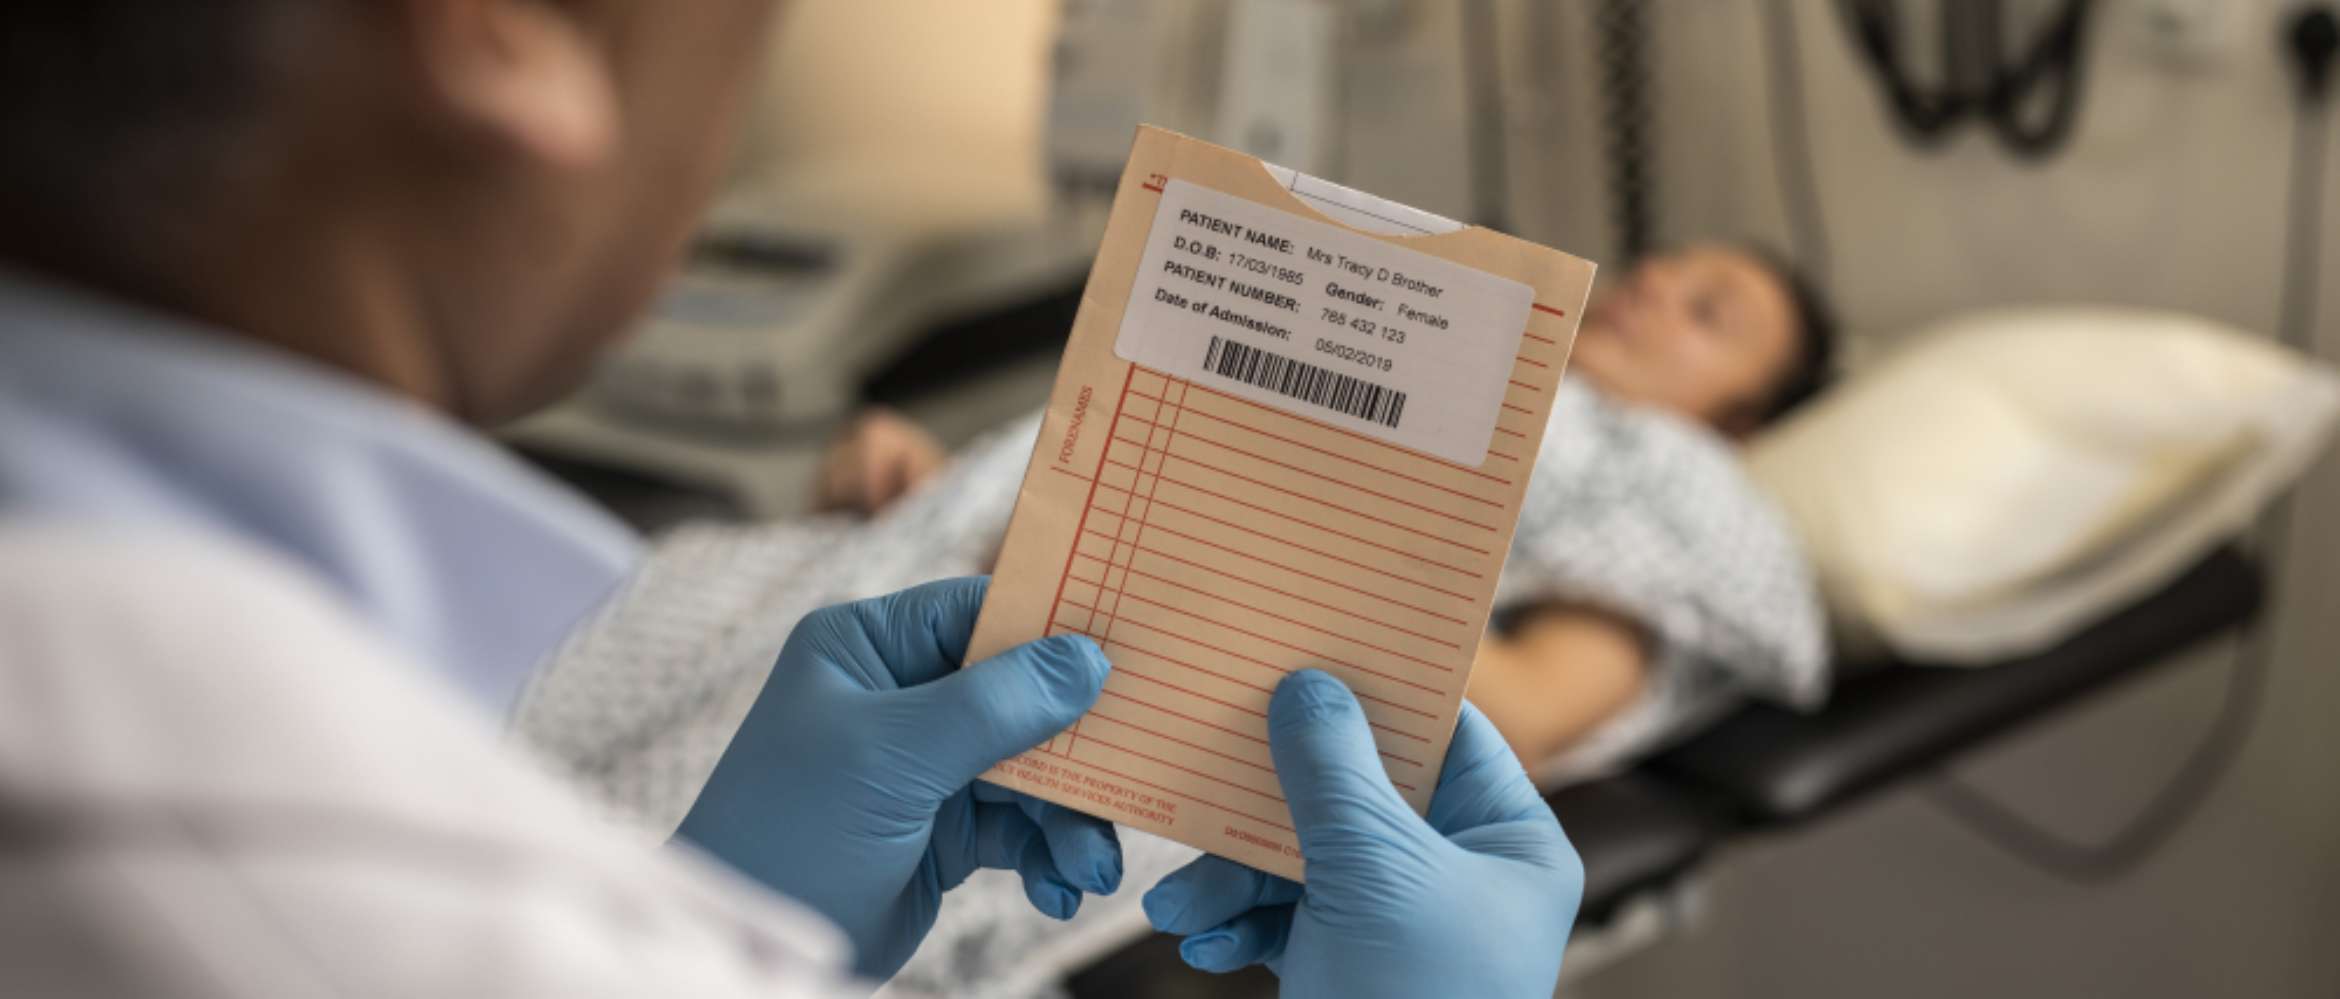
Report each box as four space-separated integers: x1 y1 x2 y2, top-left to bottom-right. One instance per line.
1562 547 2262 920
1070 548 2264 995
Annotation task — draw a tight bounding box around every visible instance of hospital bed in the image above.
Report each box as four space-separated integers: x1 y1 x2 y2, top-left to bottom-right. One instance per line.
1063 546 2266 996
1582 546 2259 907
518 315 2280 995
518 369 2276 997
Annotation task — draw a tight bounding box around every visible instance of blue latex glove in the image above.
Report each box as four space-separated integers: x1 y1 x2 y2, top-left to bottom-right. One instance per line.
674 577 1121 981
1141 669 1583 998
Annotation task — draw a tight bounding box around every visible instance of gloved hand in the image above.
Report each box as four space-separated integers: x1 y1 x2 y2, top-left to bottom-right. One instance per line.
674 577 1121 981
1141 670 1583 998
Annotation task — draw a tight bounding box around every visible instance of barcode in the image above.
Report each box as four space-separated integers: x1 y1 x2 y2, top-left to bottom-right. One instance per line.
1202 336 1407 429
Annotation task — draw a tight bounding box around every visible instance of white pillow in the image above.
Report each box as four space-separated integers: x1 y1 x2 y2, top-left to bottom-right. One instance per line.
1746 307 2339 664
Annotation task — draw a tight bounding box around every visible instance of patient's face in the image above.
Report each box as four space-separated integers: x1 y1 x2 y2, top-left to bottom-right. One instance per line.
1571 246 1798 436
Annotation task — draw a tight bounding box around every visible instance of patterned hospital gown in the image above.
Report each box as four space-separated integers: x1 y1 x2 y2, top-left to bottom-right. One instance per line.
512 379 1824 997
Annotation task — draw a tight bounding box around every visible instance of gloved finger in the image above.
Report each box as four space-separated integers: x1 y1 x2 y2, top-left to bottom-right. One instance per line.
884 634 1109 799
1024 796 1123 895
964 799 1084 920
1177 904 1296 973
848 577 993 686
1425 700 1556 836
1142 854 1302 935
1267 670 1423 857
971 783 1123 895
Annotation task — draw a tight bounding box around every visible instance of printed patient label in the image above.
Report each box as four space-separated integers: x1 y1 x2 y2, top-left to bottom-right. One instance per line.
1115 179 1534 465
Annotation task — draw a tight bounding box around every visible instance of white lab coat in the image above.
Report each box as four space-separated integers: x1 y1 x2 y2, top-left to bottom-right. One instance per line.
0 524 869 997
0 272 882 995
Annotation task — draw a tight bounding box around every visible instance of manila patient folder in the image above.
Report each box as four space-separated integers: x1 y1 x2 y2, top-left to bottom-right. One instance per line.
964 126 1594 880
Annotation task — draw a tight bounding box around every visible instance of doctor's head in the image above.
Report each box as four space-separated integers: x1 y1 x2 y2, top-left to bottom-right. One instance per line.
1571 244 1837 438
0 0 783 423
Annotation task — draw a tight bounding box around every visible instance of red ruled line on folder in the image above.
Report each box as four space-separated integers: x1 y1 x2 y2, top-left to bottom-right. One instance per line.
1041 366 1471 822
1109 531 1460 641
1123 562 1463 654
1178 404 1505 507
1171 424 1502 532
1105 461 1487 578
1053 623 1435 747
1098 525 1470 630
1107 614 1438 720
1116 586 1450 687
1050 630 1264 718
1078 378 1189 753
1082 720 1416 795
1099 688 1428 770
1075 734 1286 803
1186 381 1515 485
1043 367 1138 672
1156 450 1494 554
1100 688 1266 745
1148 493 1480 593
1087 709 1274 774
1034 745 1294 831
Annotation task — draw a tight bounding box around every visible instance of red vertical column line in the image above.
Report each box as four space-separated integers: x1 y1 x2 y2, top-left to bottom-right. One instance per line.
1076 373 1162 755
1076 446 1145 754
1047 367 1139 635
1084 476 1140 636
1047 367 1137 755
1087 378 1185 753
1124 379 1184 588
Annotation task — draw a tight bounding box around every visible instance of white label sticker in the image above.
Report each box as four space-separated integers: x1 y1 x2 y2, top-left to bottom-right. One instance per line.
1115 179 1533 465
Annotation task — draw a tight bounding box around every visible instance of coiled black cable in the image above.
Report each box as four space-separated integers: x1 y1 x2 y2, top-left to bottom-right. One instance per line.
1919 6 2336 885
1838 0 2098 161
1595 0 1654 261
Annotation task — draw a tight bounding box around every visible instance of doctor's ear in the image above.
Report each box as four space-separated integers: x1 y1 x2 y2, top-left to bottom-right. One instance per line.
399 0 618 171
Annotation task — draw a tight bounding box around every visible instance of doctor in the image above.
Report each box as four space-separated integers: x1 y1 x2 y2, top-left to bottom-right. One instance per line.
0 2 1581 996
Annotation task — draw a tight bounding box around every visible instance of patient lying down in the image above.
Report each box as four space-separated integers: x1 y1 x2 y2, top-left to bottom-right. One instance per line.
812 243 1834 772
512 244 1834 993
524 242 1833 806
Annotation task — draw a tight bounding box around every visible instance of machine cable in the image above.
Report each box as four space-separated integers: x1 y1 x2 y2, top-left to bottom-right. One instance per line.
1838 0 2098 161
1919 5 2337 885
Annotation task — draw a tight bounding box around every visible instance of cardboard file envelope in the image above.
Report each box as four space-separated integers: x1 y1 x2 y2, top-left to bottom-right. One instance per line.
965 127 1595 880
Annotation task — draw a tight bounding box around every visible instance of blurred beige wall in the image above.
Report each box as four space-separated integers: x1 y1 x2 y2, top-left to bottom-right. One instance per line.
1504 4 2340 997
721 0 1058 229
1509 1 2339 351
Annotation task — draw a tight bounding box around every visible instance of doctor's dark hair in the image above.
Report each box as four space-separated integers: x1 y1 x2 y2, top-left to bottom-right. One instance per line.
0 3 287 254
1741 244 1839 426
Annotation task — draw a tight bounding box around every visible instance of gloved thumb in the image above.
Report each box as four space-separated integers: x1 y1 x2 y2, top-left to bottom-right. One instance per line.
887 634 1110 797
1268 670 1424 858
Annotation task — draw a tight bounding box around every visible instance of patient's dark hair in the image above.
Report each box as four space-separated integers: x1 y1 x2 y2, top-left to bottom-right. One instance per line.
1742 244 1839 426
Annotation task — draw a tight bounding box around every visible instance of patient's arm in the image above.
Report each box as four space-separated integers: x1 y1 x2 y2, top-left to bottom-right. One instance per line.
1466 603 1649 766
815 409 947 515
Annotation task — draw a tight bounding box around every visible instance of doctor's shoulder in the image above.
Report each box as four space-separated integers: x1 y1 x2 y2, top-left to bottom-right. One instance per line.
0 519 861 996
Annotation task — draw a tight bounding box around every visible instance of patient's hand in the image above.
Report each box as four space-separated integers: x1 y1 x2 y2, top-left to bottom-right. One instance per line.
816 409 947 515
1468 605 1650 767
